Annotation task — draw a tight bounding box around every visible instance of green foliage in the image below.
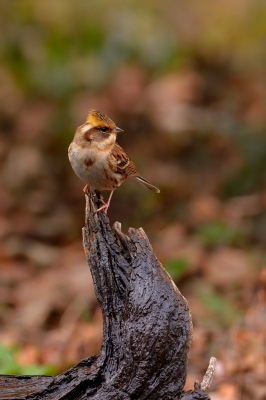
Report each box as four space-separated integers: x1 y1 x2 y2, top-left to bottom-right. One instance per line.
165 258 190 281
0 343 56 375
197 290 240 328
1 0 266 97
223 130 266 196
196 221 243 247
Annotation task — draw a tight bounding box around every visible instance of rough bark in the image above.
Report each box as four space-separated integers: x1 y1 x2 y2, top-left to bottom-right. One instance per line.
0 189 211 399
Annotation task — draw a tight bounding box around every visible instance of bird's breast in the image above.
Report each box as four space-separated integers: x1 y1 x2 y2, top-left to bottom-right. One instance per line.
68 142 124 191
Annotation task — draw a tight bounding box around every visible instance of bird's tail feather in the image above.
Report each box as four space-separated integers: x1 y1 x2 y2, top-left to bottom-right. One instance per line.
135 176 160 193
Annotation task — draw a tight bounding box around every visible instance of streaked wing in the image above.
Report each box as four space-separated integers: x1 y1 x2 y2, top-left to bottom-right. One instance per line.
112 143 138 177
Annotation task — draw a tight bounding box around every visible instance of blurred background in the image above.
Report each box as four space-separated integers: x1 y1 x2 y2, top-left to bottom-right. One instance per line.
0 0 266 398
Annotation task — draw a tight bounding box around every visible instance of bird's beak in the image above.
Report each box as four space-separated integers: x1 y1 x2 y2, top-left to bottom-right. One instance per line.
114 126 123 133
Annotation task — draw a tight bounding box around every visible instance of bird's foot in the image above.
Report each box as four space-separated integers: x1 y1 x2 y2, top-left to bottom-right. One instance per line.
94 190 114 214
95 199 109 214
83 184 90 193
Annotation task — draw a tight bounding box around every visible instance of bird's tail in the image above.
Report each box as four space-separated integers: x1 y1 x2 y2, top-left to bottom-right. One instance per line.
135 176 160 193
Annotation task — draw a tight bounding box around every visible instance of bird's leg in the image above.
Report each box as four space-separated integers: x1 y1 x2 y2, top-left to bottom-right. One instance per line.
83 184 90 193
95 190 114 214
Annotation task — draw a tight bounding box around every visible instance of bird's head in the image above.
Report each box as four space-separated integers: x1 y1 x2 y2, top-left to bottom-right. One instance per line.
75 110 123 146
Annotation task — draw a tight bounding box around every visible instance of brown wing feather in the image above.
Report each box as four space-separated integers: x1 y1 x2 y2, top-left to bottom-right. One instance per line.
112 143 138 177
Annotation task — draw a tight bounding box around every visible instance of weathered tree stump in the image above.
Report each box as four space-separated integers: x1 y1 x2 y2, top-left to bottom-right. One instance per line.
0 190 213 399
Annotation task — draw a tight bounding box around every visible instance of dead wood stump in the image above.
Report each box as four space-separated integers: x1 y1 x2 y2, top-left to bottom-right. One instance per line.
0 190 212 399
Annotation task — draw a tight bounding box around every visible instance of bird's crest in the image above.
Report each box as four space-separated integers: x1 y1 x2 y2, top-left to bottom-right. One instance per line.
86 109 115 129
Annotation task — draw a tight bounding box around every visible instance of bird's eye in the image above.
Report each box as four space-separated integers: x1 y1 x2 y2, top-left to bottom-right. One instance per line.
100 127 108 132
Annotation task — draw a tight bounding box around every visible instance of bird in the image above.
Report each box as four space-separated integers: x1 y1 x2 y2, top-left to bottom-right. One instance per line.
68 109 160 213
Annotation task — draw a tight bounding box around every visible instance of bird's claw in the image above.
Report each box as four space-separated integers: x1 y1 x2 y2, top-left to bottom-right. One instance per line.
83 184 90 193
93 190 114 215
94 204 109 214
92 199 109 214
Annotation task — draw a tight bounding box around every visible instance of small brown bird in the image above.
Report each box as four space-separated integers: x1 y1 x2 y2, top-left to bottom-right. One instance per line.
68 109 160 213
